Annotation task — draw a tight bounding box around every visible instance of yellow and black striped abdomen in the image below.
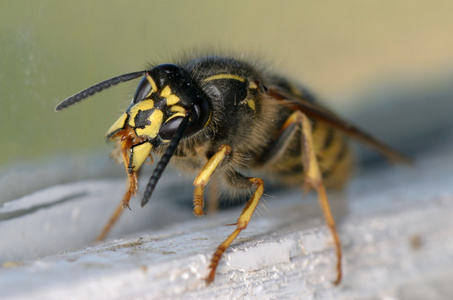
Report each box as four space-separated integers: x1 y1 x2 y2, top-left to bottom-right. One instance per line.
311 120 354 189
264 117 353 189
260 78 354 189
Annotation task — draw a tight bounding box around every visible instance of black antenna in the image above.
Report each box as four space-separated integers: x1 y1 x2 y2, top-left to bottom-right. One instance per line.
55 71 146 112
141 114 191 207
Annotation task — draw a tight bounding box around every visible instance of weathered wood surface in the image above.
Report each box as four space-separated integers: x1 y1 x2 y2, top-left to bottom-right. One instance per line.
1 139 453 299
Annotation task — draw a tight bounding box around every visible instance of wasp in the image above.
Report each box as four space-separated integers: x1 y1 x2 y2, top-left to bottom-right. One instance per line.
55 55 410 285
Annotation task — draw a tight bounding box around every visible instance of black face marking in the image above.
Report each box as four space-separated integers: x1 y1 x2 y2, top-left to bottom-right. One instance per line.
134 109 154 128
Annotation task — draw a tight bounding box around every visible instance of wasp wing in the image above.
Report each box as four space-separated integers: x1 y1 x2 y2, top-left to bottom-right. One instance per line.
267 86 412 164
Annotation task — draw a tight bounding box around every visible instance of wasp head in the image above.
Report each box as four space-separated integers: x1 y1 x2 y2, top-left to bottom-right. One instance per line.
104 64 211 175
56 64 211 206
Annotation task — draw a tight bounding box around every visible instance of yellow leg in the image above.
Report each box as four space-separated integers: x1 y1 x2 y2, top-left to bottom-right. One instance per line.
192 144 265 284
206 177 264 284
193 145 231 216
284 110 343 285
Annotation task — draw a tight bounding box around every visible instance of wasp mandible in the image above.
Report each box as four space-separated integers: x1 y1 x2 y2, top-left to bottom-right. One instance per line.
55 55 410 284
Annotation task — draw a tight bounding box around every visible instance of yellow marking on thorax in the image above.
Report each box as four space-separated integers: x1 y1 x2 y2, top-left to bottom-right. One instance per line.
202 74 245 82
248 81 258 89
171 105 186 112
128 100 155 127
247 99 256 110
135 109 164 138
145 73 158 94
106 113 128 138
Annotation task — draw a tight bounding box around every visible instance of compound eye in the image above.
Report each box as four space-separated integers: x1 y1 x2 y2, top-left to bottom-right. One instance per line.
159 116 183 140
132 76 152 103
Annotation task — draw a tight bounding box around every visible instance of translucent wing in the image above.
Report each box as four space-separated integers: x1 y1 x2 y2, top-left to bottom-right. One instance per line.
267 86 412 164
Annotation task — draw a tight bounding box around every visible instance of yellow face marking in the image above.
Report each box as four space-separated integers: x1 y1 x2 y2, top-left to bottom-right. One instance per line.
145 73 158 94
165 112 186 122
166 94 180 105
160 85 172 98
171 105 185 112
106 113 128 138
202 74 245 82
131 142 153 172
247 99 256 111
135 109 164 138
159 85 180 105
128 100 155 127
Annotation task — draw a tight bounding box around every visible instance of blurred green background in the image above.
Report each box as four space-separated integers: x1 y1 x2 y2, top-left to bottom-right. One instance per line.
1 1 453 200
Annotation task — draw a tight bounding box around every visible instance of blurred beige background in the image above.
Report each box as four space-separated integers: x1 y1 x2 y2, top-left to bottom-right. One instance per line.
1 0 452 169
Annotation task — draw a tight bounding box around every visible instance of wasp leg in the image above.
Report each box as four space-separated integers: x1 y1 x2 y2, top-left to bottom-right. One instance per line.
281 110 343 285
193 145 232 216
193 145 265 284
206 172 264 284
97 141 138 241
96 172 137 241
